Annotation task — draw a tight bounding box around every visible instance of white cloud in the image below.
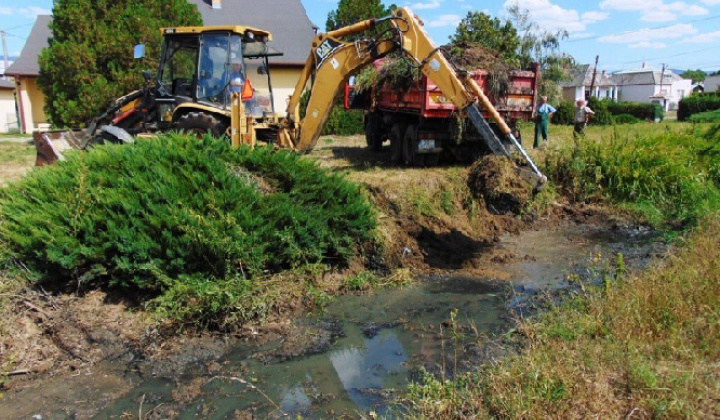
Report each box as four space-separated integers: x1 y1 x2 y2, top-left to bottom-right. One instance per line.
0 6 51 17
681 30 720 43
598 23 697 43
410 1 441 10
581 11 609 24
629 41 667 49
428 14 461 28
599 0 663 10
600 1 708 22
502 0 585 32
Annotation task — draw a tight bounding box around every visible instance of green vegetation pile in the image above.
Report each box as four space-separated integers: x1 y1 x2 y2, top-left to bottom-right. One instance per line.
0 134 376 327
354 41 513 99
544 123 720 227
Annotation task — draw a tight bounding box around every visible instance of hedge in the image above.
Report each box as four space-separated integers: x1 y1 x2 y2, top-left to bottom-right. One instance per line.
678 93 720 121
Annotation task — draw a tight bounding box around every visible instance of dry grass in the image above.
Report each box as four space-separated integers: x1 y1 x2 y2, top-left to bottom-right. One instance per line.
0 140 35 187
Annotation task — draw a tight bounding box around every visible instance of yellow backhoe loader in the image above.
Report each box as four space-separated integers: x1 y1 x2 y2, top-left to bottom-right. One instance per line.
34 7 545 188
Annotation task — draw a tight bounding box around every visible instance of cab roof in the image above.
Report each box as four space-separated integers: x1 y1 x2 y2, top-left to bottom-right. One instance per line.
160 25 273 42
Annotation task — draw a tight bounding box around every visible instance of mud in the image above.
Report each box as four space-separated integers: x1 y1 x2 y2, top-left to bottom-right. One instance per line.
0 135 670 419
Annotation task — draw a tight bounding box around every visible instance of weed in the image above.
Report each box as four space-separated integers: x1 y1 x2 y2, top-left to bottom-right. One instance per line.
342 270 377 291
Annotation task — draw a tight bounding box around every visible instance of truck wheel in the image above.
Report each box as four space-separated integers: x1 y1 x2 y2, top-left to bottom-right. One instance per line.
365 114 383 151
175 112 228 139
389 123 405 163
402 124 425 166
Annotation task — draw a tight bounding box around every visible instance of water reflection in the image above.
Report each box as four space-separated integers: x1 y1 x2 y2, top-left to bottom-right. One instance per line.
329 330 406 410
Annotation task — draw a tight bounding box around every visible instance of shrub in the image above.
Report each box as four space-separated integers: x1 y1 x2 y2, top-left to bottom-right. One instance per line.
688 109 720 123
299 89 364 136
323 107 365 135
587 97 614 126
606 101 659 121
0 134 376 325
678 94 720 121
612 114 641 124
552 100 575 125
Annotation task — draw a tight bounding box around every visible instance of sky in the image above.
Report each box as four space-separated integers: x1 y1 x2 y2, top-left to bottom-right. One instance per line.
2 0 720 73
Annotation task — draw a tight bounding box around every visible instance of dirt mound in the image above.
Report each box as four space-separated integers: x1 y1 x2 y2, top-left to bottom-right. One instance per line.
468 156 533 215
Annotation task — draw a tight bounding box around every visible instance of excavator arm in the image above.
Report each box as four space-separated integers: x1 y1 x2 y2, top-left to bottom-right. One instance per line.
277 7 546 187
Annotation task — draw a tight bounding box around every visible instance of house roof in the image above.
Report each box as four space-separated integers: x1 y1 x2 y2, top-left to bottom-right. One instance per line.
560 64 615 88
611 67 683 86
4 15 51 77
188 0 317 66
0 79 15 90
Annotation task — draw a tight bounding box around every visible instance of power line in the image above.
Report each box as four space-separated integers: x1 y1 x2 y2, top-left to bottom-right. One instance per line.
0 23 33 32
565 14 720 43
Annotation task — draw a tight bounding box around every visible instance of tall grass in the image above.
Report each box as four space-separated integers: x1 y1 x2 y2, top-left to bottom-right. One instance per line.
543 125 720 227
0 134 376 327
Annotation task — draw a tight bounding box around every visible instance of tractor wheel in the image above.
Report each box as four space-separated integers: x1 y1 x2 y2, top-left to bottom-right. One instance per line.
175 111 228 139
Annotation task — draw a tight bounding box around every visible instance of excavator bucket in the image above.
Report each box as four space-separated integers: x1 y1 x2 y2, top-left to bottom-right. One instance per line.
33 130 84 166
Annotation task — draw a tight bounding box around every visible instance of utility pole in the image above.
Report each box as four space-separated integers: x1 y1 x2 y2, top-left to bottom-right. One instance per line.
660 63 667 111
589 55 599 99
1 30 9 77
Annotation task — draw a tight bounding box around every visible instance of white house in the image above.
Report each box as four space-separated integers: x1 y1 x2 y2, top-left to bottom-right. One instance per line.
704 74 720 93
560 64 618 102
611 64 692 111
0 79 18 133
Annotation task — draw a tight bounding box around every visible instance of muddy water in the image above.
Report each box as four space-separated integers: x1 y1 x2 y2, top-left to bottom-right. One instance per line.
9 225 666 419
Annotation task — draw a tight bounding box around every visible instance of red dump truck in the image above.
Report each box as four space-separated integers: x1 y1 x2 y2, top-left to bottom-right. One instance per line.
346 61 540 166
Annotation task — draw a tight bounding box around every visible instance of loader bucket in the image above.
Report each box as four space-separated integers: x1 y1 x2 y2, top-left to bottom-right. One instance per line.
33 130 84 166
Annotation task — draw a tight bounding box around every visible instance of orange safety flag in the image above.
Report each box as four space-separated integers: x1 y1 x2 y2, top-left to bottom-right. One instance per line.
241 78 254 101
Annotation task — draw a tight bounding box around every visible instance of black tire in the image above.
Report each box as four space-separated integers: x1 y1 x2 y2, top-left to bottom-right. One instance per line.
365 113 383 151
389 123 406 163
174 111 228 139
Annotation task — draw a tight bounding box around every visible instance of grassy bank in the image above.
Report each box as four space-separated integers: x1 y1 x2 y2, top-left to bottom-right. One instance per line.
406 213 720 418
405 123 720 418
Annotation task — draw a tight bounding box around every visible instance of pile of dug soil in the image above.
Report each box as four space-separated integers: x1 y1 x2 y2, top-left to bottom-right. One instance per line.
468 155 533 215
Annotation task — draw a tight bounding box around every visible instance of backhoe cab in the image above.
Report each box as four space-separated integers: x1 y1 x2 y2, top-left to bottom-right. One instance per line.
34 25 282 165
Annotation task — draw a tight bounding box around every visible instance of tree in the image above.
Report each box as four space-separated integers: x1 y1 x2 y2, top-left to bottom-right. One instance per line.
325 0 393 35
38 0 202 128
681 69 706 84
449 11 520 65
505 2 574 99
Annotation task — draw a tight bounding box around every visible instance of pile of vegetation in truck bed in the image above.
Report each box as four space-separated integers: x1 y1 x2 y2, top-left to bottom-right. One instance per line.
0 134 376 327
354 42 512 98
